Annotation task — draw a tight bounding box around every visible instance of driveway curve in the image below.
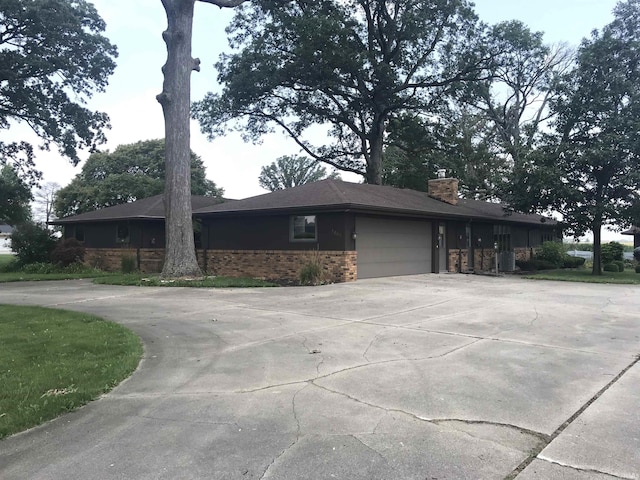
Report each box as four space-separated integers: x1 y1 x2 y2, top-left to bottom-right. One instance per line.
0 275 639 479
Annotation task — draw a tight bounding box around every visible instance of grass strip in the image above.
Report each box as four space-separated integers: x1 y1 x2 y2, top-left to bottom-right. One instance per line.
0 271 116 283
0 305 142 439
523 268 640 284
93 274 279 287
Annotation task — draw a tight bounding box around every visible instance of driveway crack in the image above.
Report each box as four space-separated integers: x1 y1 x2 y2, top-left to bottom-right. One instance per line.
536 458 634 480
505 354 640 479
351 434 390 465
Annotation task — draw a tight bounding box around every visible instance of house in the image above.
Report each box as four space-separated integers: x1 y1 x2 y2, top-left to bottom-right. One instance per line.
52 178 559 281
0 224 13 253
53 195 224 272
621 226 640 248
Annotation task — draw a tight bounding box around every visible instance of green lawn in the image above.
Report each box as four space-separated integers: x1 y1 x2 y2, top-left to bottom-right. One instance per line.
0 253 14 269
0 271 116 283
93 274 279 288
0 305 142 439
523 268 640 284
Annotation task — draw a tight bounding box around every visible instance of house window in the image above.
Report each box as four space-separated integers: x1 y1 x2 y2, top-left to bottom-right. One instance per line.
116 224 130 244
75 226 85 242
493 225 511 252
290 215 317 242
542 231 554 243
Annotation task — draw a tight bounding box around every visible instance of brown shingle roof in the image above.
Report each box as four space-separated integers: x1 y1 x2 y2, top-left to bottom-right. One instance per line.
194 179 557 226
52 194 224 224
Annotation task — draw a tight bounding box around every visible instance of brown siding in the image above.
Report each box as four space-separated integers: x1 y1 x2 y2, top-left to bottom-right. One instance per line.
203 213 351 251
65 221 165 249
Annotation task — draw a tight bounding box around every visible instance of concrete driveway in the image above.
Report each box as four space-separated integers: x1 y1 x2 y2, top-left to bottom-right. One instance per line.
0 275 638 479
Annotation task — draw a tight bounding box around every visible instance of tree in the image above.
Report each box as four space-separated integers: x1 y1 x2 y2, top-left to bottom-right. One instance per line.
193 0 493 186
158 0 245 278
258 155 340 191
537 0 640 275
382 110 507 198
382 21 571 200
0 164 31 225
54 139 223 218
0 0 117 185
466 21 572 172
33 182 61 226
10 221 56 266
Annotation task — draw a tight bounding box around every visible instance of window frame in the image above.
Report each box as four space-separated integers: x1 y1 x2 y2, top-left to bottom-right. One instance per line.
116 223 130 244
74 226 85 243
289 215 317 242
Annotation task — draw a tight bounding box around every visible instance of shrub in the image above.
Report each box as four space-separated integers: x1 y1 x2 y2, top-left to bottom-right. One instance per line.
562 256 586 268
636 265 640 274
10 222 56 266
120 254 137 273
535 241 566 268
299 251 324 285
601 241 624 264
516 259 558 271
51 238 85 267
603 263 620 272
634 247 640 262
89 250 108 270
21 262 57 274
613 260 625 272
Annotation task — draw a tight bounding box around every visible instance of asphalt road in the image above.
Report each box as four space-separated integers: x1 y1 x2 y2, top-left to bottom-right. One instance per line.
0 275 638 479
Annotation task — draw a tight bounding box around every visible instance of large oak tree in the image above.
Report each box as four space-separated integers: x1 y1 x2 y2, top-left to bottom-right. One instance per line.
551 0 640 274
193 0 493 186
0 0 117 185
158 0 245 278
515 0 640 275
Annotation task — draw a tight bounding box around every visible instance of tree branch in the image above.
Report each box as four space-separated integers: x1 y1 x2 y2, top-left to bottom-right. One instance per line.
198 0 246 7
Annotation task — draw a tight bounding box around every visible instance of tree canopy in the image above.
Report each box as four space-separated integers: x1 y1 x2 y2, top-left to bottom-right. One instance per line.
515 0 640 274
0 164 31 225
194 0 493 185
0 0 117 184
259 155 340 191
54 139 223 218
382 20 570 200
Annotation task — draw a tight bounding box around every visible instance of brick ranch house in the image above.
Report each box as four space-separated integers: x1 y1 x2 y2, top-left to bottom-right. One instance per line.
622 226 640 248
52 178 560 282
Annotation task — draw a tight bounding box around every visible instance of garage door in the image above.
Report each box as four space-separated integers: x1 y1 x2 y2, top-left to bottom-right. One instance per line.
356 216 432 279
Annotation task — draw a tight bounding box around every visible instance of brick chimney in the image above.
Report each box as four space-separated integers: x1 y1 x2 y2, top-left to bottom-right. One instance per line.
428 170 459 205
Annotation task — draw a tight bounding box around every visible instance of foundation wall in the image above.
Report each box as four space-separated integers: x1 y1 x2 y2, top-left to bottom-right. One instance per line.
84 248 357 283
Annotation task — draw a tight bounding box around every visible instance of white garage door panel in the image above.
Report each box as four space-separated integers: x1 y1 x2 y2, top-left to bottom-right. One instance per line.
357 217 432 279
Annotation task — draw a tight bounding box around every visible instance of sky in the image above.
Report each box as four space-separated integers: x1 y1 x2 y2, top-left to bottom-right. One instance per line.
7 0 631 241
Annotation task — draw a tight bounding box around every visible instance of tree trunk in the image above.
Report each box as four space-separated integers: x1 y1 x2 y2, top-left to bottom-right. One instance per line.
366 121 385 185
158 0 202 277
592 222 602 275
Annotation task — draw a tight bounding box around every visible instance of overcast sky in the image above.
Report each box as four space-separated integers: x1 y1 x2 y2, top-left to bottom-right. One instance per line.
9 0 628 240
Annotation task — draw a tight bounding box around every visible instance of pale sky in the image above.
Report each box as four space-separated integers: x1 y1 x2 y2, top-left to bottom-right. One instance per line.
7 0 629 240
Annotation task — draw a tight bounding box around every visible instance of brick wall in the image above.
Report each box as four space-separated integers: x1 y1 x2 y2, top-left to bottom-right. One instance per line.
204 250 357 283
85 248 137 271
448 247 535 273
448 249 469 272
84 248 357 283
514 247 534 261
